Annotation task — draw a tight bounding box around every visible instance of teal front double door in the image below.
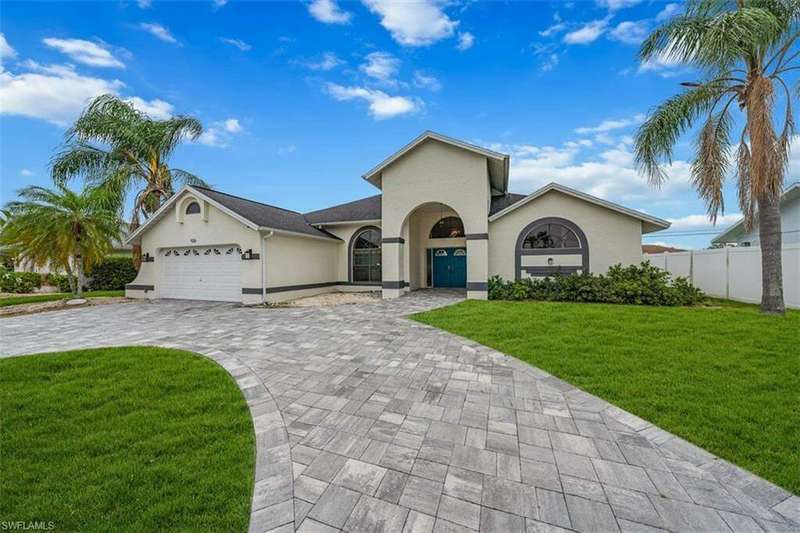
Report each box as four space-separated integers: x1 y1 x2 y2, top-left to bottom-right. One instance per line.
432 247 467 288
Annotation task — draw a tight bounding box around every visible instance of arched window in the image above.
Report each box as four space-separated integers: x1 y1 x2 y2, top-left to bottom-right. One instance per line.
185 201 201 215
351 227 381 283
430 216 464 239
522 222 580 249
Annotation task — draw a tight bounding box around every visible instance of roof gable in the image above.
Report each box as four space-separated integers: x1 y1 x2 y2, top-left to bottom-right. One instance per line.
712 181 800 243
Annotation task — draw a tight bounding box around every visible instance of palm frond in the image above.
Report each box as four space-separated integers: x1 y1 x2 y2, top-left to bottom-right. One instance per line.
692 107 733 222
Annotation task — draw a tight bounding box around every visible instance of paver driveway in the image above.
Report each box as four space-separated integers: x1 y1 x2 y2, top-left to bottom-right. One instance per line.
2 291 798 533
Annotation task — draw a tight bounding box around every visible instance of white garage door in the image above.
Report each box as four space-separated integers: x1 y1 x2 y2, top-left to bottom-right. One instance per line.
158 246 242 302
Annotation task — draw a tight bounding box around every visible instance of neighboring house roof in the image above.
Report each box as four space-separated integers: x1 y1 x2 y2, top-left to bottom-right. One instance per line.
642 244 685 254
126 186 340 244
362 131 510 195
304 192 526 225
304 195 382 225
712 181 800 244
488 182 671 234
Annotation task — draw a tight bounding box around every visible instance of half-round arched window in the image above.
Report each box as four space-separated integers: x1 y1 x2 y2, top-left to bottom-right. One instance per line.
185 201 201 215
522 222 581 249
351 227 382 283
430 216 464 239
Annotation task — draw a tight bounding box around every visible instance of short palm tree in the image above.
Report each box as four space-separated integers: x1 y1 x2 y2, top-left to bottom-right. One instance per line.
634 0 797 314
0 185 122 297
51 94 206 268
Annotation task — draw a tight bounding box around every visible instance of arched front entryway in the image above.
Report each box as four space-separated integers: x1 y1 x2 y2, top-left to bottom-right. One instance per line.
514 217 589 280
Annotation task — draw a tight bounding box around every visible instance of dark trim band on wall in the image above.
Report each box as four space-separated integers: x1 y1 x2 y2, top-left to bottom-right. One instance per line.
141 255 155 263
241 253 260 260
514 217 589 281
126 284 154 291
382 280 405 289
244 281 384 295
242 287 263 295
465 233 489 241
348 225 382 284
382 237 405 244
466 282 488 291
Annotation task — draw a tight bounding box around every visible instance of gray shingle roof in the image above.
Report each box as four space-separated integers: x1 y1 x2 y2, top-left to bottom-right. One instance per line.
193 186 339 240
304 195 382 224
490 193 526 216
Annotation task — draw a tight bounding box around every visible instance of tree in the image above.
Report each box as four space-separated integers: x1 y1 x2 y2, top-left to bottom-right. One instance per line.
51 94 206 268
634 0 797 314
0 185 122 297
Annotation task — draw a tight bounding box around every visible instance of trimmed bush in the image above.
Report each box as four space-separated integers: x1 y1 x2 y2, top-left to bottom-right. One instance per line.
87 256 136 291
0 267 43 294
45 273 72 293
488 262 704 306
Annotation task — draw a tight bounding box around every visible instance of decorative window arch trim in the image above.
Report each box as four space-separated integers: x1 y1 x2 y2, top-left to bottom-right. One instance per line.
185 201 201 215
514 217 589 280
429 216 465 239
348 225 382 284
176 195 208 223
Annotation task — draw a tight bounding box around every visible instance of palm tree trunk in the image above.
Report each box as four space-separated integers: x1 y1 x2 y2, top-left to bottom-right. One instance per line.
74 254 84 298
757 192 784 314
64 262 76 296
129 217 142 270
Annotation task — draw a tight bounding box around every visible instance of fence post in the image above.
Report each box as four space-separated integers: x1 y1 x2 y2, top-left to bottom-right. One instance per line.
725 246 730 300
689 250 694 283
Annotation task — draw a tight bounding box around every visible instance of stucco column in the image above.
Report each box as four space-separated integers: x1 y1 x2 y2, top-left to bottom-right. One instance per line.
466 235 489 300
382 238 405 299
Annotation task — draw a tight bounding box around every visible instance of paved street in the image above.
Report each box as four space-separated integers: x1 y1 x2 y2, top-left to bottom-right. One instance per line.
2 291 798 532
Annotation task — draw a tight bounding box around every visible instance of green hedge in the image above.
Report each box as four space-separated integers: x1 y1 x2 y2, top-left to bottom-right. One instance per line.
488 262 704 306
87 257 137 291
0 267 42 294
45 273 72 293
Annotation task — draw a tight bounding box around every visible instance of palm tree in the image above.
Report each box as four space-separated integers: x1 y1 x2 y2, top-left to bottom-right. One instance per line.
0 185 122 297
51 94 206 268
634 0 797 314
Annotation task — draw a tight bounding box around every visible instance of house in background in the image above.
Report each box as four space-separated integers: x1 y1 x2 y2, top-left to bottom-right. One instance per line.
13 227 132 275
712 182 800 247
642 244 686 254
124 131 670 303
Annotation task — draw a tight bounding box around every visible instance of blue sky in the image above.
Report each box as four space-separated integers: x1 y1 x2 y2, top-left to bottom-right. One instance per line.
2 0 790 249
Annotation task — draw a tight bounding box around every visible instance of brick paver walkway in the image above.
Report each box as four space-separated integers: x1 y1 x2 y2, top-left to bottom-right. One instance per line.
2 291 798 532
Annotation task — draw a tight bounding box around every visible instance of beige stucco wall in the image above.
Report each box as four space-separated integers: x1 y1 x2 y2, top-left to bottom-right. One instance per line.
488 189 644 280
126 193 261 301
380 139 491 298
264 233 339 289
321 222 382 282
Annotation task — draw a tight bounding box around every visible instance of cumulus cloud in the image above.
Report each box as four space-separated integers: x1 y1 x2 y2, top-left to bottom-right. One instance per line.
43 38 125 68
456 32 474 51
137 0 152 7
303 52 344 71
413 71 441 91
362 0 458 47
360 51 400 83
126 96 173 119
197 117 243 148
638 50 686 77
220 37 252 51
667 213 742 230
656 3 681 21
222 118 241 132
139 23 178 44
597 0 642 11
608 21 649 45
575 113 645 135
1 33 17 59
325 82 420 119
20 168 33 176
563 18 609 45
308 0 352 24
539 15 567 38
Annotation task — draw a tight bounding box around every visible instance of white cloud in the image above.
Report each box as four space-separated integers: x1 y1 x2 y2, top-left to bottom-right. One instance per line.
360 51 400 83
278 144 296 155
325 83 420 119
667 213 742 230
125 97 174 120
540 53 560 72
303 52 344 71
0 33 17 59
20 168 33 176
456 32 474 51
362 0 458 47
212 0 227 7
575 113 644 135
43 38 125 68
638 50 685 77
308 0 352 24
608 21 648 45
597 0 642 11
656 3 681 21
563 19 608 45
197 117 243 148
222 118 241 132
539 22 567 38
220 37 252 51
0 62 125 125
413 71 441 91
139 23 178 44
137 0 152 7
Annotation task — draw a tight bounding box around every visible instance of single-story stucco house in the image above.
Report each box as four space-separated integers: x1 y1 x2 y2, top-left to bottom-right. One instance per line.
125 131 670 303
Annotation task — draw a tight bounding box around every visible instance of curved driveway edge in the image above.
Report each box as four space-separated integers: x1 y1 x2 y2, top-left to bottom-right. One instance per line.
2 293 799 532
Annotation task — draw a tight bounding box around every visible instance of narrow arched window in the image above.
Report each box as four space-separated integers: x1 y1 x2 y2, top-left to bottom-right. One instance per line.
352 228 381 283
430 216 464 239
522 223 580 249
185 201 201 215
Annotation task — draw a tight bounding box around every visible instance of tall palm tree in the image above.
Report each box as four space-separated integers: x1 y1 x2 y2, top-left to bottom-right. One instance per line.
0 185 122 297
51 94 206 268
634 0 797 314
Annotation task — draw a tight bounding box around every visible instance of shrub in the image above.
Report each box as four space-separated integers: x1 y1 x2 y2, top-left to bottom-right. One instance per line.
488 262 704 306
46 273 72 293
0 267 43 294
87 256 136 291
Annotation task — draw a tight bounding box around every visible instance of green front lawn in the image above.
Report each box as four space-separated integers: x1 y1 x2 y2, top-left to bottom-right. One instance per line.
0 347 255 530
413 300 800 494
0 290 124 307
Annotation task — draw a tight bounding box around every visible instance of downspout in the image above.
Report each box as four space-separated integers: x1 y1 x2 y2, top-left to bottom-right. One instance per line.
261 230 274 304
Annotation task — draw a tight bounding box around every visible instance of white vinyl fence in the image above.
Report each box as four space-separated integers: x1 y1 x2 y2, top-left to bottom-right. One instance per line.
644 244 800 309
